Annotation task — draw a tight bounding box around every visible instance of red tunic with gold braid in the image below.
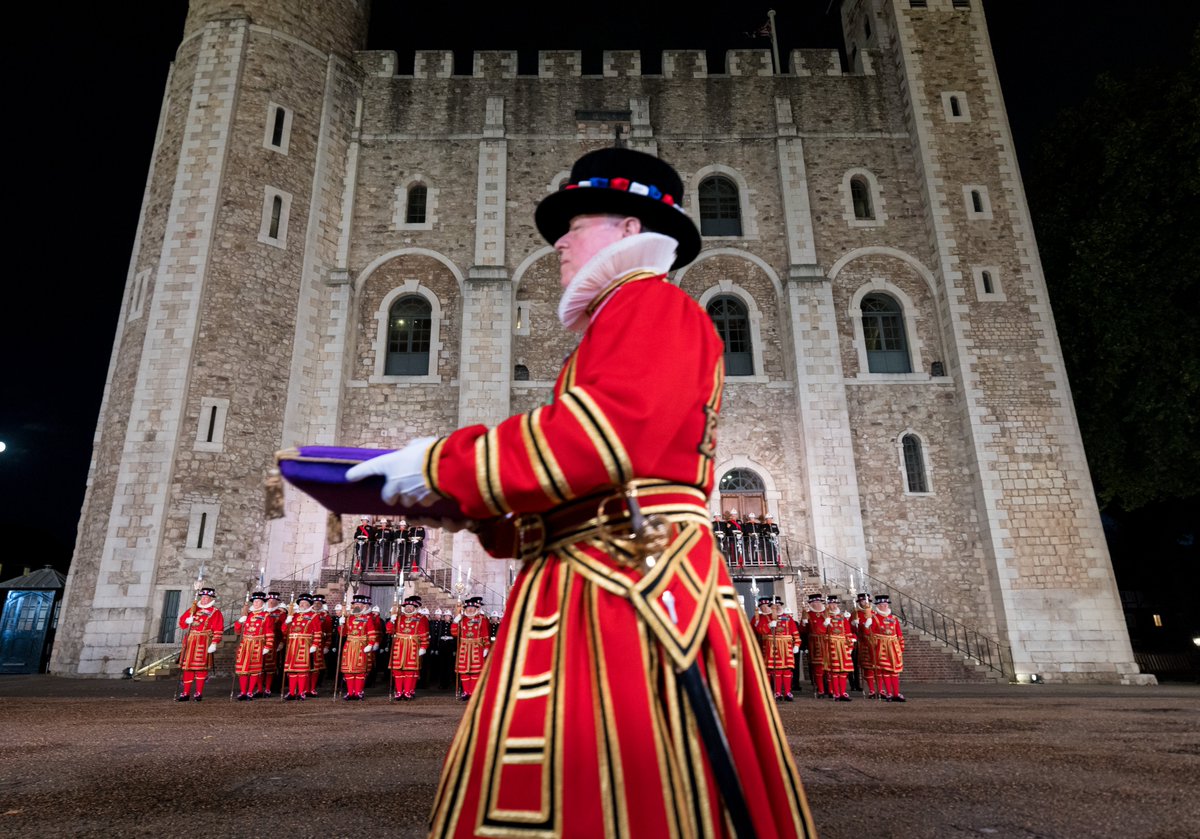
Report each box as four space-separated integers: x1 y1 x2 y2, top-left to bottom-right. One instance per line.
450 614 491 675
178 605 223 671
851 606 876 670
872 611 905 674
424 274 814 839
234 609 275 675
823 613 856 674
281 609 323 674
339 611 379 676
388 613 430 673
759 614 802 673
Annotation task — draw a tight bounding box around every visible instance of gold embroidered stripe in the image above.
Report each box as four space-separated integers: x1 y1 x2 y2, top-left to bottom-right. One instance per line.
561 387 632 485
522 408 570 504
424 436 448 499
473 433 504 517
584 269 659 317
696 358 724 486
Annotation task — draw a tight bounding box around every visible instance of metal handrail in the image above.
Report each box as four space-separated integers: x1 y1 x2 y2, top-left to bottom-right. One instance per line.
785 537 1014 679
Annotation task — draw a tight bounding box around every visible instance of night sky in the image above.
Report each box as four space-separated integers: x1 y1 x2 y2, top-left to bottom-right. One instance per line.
3 1 1197 579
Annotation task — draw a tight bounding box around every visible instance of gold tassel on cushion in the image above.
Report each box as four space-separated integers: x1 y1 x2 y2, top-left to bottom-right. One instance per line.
264 469 285 519
327 512 344 545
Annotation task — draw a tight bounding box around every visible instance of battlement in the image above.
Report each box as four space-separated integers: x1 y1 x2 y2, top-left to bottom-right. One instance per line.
360 48 878 80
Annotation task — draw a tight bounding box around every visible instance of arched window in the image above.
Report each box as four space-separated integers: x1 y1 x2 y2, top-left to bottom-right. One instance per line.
719 469 764 492
902 434 929 493
706 295 753 376
514 364 530 381
861 294 911 373
406 185 428 224
851 176 874 220
698 176 742 236
385 296 433 375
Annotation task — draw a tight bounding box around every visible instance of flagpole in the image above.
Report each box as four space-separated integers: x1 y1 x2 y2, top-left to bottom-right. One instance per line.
768 9 780 75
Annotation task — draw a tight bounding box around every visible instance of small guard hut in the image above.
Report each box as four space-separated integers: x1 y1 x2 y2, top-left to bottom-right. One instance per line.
0 566 66 674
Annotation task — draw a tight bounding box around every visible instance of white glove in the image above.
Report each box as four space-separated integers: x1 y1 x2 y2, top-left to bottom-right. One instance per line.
864 618 873 628
285 616 293 624
264 648 272 654
339 616 346 626
452 615 462 624
310 645 318 653
418 649 426 656
793 645 800 654
324 647 331 655
207 643 217 653
237 616 247 624
823 618 831 626
483 649 489 658
768 620 777 628
345 437 438 506
185 616 195 626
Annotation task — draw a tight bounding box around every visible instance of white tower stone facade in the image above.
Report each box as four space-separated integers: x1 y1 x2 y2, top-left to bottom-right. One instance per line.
53 0 1147 684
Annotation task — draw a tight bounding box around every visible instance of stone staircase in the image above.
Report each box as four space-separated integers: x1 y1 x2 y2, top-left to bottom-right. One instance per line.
900 628 1006 683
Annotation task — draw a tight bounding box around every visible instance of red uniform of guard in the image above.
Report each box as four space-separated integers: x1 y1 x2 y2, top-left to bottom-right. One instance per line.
387 609 430 699
281 606 323 700
177 600 223 700
450 611 491 699
801 599 829 697
757 608 802 699
871 605 906 701
851 600 878 697
424 275 814 838
823 607 856 701
339 608 379 700
233 606 275 699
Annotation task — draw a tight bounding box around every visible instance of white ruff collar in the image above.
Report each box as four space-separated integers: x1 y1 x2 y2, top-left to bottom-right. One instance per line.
557 232 677 331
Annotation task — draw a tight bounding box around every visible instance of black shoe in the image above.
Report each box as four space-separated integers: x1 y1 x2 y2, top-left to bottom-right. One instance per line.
785 693 794 702
343 694 356 701
460 694 470 702
813 692 825 699
836 695 852 702
284 693 296 701
892 694 906 703
175 693 190 702
192 695 203 702
236 694 248 702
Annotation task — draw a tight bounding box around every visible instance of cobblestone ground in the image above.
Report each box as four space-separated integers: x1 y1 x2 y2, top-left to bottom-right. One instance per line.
0 677 1196 838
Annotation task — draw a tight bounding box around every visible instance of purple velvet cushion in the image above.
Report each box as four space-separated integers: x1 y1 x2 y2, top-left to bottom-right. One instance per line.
275 446 467 520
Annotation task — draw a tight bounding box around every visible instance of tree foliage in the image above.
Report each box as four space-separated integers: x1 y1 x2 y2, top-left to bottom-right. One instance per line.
1028 32 1200 510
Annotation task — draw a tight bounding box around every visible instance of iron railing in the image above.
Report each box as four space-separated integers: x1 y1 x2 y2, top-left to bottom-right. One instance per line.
795 540 1013 679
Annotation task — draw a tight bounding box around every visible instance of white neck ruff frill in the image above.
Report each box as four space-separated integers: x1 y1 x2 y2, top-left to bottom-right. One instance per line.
557 232 677 331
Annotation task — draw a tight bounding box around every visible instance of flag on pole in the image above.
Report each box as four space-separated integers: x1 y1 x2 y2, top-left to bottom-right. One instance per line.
744 20 772 39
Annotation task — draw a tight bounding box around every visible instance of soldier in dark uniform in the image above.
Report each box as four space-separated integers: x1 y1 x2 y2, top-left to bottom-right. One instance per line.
354 516 371 572
380 518 398 571
744 513 762 566
722 509 744 567
712 513 729 564
762 513 781 565
406 520 426 572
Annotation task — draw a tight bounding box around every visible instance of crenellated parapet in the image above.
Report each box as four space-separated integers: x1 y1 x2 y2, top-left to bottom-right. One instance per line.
662 50 707 79
538 51 582 78
791 48 845 77
602 50 641 77
357 50 397 78
414 50 454 79
473 50 517 78
725 50 774 77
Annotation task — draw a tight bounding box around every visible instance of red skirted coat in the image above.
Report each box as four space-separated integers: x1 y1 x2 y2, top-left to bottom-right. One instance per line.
178 605 223 671
281 610 323 674
823 613 856 674
387 613 430 673
339 611 379 676
756 614 802 673
234 609 275 676
450 614 491 676
871 611 905 674
851 606 876 670
422 273 814 839
801 607 828 666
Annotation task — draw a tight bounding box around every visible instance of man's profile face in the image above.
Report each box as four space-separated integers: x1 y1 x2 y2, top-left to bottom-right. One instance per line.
555 214 640 288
